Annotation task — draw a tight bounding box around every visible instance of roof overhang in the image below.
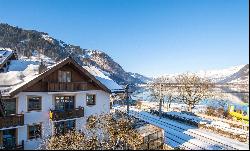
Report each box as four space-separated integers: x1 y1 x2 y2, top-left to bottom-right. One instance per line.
8 56 114 96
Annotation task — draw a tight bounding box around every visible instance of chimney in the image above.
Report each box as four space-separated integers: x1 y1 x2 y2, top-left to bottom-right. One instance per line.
39 59 47 74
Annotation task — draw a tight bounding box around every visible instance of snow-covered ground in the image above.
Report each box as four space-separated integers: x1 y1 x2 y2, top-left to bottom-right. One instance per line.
113 106 249 150
138 101 249 131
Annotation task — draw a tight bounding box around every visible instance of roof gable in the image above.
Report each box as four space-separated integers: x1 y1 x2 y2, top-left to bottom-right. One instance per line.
9 57 112 96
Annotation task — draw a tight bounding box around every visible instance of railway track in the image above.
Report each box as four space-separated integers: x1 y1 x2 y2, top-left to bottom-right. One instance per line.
121 108 242 150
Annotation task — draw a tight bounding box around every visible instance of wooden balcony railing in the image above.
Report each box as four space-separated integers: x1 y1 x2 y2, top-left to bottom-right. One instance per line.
47 82 89 91
0 114 24 129
50 107 84 121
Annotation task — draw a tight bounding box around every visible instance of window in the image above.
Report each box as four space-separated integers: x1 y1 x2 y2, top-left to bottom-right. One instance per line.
2 98 16 115
28 96 42 111
55 96 74 110
28 124 42 139
86 94 96 106
54 120 75 135
58 70 71 82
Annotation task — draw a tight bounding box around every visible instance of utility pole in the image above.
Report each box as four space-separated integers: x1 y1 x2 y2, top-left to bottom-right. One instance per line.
125 84 130 115
159 83 163 118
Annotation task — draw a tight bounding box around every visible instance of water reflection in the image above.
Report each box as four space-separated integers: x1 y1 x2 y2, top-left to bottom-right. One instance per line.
131 86 249 111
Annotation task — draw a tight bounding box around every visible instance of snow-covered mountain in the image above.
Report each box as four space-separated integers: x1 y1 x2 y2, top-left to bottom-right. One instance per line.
0 23 150 86
195 65 245 83
128 72 152 83
220 64 249 84
156 64 248 84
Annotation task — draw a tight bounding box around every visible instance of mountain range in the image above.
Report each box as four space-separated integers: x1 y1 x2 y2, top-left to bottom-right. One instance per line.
156 64 249 85
1 23 248 86
0 23 150 87
220 64 249 84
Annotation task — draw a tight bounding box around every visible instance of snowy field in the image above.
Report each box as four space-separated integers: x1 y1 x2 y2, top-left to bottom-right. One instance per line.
113 106 249 150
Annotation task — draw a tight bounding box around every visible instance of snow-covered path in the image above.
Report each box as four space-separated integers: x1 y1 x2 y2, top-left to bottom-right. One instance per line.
115 106 249 150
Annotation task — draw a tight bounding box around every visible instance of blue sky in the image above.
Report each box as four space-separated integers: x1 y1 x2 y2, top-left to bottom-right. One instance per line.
0 0 249 77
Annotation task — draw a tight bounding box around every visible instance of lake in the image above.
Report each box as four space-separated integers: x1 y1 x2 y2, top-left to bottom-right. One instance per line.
131 86 249 112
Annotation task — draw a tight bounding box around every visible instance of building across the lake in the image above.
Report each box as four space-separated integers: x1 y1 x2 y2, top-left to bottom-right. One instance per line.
0 56 123 150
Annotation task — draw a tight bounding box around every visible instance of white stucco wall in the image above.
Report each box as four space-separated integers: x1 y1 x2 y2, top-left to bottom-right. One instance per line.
13 90 110 150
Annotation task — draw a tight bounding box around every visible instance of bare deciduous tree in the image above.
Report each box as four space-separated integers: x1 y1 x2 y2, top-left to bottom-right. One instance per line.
175 73 214 112
39 111 142 150
147 76 178 117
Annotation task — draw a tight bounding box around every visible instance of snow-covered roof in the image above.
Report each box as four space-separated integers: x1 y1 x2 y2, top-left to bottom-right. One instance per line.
8 60 40 71
0 48 13 65
0 60 40 96
0 57 70 96
0 57 123 96
83 66 123 92
135 124 162 137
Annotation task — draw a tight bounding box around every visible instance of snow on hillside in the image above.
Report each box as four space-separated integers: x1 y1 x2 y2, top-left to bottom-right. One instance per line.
1 23 149 85
195 65 245 82
128 72 152 83
41 34 54 43
220 64 249 84
19 50 55 66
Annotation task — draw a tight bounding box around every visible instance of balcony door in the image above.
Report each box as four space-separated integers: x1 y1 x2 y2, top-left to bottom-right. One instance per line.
0 128 17 149
54 96 75 111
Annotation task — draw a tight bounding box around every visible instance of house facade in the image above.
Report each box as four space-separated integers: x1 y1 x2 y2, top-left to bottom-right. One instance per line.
0 57 122 150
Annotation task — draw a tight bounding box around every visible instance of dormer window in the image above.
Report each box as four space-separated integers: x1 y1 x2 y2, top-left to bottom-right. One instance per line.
58 70 71 82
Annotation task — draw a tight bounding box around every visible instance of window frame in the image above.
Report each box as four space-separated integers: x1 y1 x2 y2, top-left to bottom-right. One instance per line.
2 98 17 115
86 94 96 106
58 70 72 82
54 96 75 111
27 96 42 112
28 124 42 140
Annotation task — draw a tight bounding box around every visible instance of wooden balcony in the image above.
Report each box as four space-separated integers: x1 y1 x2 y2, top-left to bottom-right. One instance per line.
48 82 89 91
0 114 24 129
50 107 84 121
